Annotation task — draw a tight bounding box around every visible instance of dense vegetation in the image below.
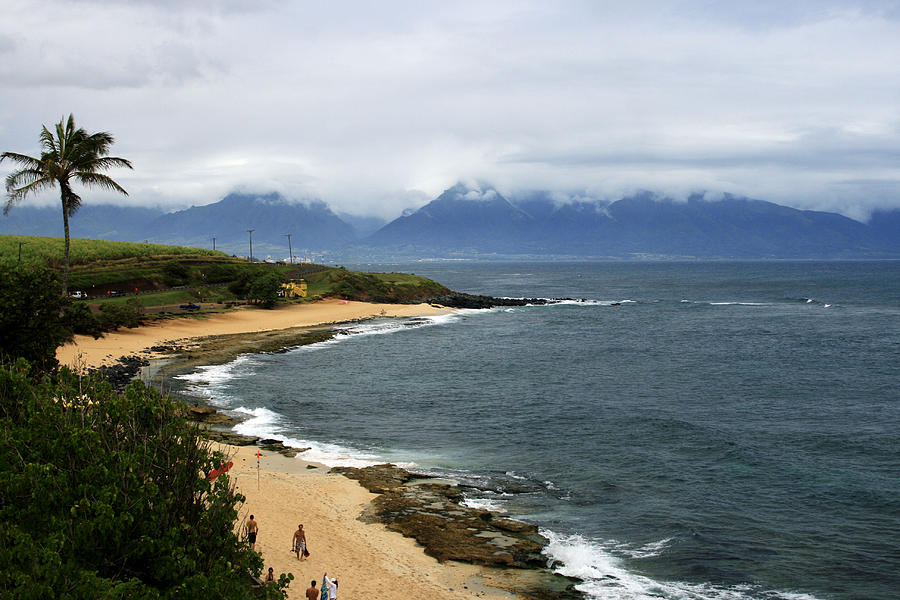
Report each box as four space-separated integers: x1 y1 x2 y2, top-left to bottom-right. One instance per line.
0 267 291 599
1 235 451 306
0 267 77 370
0 362 290 599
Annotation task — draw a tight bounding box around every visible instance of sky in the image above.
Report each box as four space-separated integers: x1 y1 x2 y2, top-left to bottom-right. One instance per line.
1 0 898 222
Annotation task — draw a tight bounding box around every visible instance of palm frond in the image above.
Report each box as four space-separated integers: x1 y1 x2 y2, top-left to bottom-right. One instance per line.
3 176 56 213
6 167 50 191
0 151 42 169
82 156 134 171
74 172 130 195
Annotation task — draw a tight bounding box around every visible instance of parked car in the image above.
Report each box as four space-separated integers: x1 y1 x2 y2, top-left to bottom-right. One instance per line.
69 291 86 299
179 303 201 310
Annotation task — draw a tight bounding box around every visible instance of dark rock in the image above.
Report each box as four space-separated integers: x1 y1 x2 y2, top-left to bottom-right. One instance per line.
331 464 546 569
92 354 149 391
425 293 581 309
203 431 260 446
331 463 420 493
181 404 238 425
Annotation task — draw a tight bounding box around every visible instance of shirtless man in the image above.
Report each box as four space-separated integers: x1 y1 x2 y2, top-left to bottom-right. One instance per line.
305 580 318 600
292 524 307 560
246 515 259 551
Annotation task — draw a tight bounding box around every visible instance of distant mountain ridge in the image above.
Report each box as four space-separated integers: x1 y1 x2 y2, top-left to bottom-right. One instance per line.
1 184 898 259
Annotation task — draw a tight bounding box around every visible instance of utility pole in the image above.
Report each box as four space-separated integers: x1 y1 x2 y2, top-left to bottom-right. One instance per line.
247 229 255 262
283 233 293 264
212 236 216 252
17 241 27 265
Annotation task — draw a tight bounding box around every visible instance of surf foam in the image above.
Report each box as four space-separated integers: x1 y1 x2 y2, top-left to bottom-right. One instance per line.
541 530 825 600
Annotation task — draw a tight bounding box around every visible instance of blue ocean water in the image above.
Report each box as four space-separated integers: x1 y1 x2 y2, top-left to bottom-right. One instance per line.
175 261 900 600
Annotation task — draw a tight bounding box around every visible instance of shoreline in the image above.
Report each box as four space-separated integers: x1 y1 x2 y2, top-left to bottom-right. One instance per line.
57 298 452 371
56 299 584 600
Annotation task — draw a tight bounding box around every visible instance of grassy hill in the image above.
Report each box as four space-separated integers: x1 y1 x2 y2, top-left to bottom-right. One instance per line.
0 235 450 306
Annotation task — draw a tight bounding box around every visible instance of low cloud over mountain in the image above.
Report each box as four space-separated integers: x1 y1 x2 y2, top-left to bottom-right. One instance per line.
4 184 898 260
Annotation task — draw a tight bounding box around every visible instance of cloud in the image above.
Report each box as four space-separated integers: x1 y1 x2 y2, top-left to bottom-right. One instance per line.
0 0 898 222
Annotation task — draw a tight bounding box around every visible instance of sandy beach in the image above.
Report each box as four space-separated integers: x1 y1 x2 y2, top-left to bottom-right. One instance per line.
57 299 449 370
226 444 518 600
55 299 534 599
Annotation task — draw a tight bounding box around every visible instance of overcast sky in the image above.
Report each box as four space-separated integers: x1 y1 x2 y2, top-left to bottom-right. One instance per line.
1 0 898 221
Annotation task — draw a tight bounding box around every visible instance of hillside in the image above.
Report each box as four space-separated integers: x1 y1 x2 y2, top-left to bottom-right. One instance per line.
0 236 450 307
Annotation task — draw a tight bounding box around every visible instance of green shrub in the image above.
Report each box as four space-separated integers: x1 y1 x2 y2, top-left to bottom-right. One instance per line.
98 298 144 330
162 260 192 287
0 266 72 370
63 302 103 338
247 272 283 309
0 360 291 599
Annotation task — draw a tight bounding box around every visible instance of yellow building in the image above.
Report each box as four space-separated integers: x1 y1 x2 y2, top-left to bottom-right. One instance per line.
280 279 307 298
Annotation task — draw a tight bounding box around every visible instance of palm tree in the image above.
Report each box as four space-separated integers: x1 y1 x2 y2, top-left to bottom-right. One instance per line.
2 114 132 294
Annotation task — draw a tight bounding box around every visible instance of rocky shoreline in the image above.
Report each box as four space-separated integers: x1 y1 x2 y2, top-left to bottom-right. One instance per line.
424 292 582 309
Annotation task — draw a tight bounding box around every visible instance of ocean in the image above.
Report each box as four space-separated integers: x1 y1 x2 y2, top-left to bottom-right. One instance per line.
173 261 900 600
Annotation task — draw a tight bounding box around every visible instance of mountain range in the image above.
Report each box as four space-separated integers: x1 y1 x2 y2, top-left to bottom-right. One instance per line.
2 184 898 260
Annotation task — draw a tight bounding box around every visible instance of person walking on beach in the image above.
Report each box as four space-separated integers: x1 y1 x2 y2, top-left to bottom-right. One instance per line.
305 580 319 600
324 573 338 599
246 515 259 551
292 524 308 560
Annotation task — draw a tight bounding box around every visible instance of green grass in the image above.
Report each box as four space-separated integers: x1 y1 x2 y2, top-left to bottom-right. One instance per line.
0 234 227 268
3 236 451 309
88 287 232 307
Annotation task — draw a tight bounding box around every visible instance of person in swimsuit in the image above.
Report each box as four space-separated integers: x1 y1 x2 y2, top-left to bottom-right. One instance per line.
292 524 307 560
246 515 259 551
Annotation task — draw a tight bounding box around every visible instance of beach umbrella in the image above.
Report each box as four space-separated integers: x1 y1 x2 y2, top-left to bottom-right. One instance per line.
321 575 328 600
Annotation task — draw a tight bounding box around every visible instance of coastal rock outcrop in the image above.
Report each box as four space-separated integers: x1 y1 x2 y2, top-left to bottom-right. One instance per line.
333 464 544 568
93 354 149 391
332 464 584 599
425 293 581 309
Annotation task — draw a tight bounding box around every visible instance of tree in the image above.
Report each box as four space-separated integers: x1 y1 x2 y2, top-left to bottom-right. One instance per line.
247 272 283 308
2 114 132 294
0 266 73 371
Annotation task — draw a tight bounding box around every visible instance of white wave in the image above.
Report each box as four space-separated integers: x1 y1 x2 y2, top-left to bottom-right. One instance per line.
549 299 636 306
680 300 769 306
541 530 825 600
174 355 261 405
335 313 459 337
708 302 769 306
232 406 283 439
175 355 256 386
461 496 505 511
297 441 387 469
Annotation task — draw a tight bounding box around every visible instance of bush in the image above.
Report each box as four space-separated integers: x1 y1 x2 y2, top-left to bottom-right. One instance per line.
0 360 292 599
202 263 241 284
63 302 103 338
162 260 191 287
228 271 253 297
247 272 283 308
98 298 144 330
0 266 73 370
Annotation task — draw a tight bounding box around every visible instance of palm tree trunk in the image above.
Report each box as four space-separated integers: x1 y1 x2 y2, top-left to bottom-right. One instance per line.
61 195 70 296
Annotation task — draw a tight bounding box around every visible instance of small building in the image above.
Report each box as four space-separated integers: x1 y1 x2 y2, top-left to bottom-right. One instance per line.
279 279 307 298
